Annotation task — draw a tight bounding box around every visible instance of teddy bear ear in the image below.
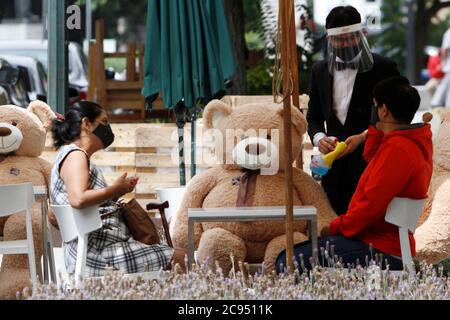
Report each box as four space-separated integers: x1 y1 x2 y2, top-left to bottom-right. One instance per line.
277 106 308 136
203 99 233 130
27 100 56 131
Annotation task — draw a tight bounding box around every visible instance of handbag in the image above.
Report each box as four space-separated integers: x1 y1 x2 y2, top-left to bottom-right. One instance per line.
119 198 161 245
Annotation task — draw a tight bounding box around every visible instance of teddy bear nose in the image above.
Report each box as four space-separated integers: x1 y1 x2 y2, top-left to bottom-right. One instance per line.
245 143 266 155
0 127 12 137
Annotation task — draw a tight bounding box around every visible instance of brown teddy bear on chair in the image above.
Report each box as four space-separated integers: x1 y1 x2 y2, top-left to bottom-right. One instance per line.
0 101 55 299
170 99 336 273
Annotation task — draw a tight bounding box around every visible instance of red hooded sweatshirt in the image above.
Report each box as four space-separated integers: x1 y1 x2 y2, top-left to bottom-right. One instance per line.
328 124 433 257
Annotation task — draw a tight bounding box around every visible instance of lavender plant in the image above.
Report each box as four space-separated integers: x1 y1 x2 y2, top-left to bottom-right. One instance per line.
20 256 449 300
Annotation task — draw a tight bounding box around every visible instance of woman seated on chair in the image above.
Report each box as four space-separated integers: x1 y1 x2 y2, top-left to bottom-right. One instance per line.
276 76 433 273
50 101 186 277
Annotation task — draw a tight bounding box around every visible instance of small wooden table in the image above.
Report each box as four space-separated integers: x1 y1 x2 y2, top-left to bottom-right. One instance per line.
33 186 56 284
187 206 318 268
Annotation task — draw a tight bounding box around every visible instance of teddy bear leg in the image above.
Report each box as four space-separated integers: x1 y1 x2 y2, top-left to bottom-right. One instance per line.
0 208 43 299
197 228 247 275
263 232 309 273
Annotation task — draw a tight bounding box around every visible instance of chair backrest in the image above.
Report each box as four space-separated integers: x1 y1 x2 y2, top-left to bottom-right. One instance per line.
51 205 102 243
412 86 432 111
385 197 425 233
156 187 186 221
0 183 34 217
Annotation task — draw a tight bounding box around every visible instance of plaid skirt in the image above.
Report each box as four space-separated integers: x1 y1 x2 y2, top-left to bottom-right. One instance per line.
64 210 174 277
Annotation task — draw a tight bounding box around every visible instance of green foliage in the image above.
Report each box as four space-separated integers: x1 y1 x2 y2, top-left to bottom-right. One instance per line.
246 62 273 95
377 0 408 75
244 1 264 34
105 58 126 73
378 0 450 76
245 31 265 51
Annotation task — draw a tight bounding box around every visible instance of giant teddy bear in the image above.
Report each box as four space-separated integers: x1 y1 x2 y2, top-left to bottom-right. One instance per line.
171 100 337 272
0 101 55 299
415 109 450 264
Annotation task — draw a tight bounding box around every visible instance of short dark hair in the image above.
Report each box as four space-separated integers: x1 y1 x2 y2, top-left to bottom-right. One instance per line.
51 101 104 148
326 6 361 29
373 76 421 124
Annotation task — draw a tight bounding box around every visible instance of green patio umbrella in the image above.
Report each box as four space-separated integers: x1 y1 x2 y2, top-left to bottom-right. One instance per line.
142 0 236 186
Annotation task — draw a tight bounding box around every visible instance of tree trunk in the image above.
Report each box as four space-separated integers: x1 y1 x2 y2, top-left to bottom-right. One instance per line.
223 0 247 94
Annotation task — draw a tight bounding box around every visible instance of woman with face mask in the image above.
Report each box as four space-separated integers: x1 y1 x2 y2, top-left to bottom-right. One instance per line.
50 101 186 277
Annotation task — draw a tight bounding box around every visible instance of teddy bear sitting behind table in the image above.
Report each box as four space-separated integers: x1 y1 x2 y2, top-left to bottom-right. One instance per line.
170 100 337 273
0 101 55 299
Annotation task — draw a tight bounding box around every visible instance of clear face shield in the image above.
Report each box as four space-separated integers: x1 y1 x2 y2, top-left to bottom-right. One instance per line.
326 23 374 75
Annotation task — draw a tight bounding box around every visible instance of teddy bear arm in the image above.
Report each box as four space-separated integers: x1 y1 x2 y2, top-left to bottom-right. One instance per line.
171 170 218 249
292 170 337 232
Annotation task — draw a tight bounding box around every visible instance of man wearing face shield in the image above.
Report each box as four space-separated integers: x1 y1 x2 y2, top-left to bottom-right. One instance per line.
306 6 399 215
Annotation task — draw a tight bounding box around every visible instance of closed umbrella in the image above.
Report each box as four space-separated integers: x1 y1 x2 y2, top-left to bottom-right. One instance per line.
142 0 236 185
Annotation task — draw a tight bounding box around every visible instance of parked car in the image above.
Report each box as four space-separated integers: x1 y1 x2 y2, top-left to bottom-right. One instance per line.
0 55 47 101
0 40 88 99
0 54 81 106
0 58 30 108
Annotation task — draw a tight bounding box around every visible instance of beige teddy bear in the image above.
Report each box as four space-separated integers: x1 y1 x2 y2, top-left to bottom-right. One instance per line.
0 101 55 299
415 110 450 265
170 100 336 273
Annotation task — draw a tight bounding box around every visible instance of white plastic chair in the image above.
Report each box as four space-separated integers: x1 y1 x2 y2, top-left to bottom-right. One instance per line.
50 205 102 285
155 187 186 223
385 197 425 275
0 183 38 292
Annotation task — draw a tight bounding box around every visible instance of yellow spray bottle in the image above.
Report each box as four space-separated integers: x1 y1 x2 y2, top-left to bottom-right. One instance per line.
310 141 348 176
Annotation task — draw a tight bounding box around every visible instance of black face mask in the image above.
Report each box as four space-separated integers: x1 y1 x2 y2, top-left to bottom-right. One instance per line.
93 123 115 148
370 105 380 125
333 46 361 62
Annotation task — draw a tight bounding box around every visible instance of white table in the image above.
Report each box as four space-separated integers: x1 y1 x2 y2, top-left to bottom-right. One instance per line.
33 186 56 284
187 206 318 268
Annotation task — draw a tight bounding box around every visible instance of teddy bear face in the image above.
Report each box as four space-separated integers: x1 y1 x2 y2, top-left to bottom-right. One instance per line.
204 100 307 173
0 101 55 157
434 110 450 171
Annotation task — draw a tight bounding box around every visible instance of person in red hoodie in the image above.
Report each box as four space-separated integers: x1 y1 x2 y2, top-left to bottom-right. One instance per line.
276 76 433 272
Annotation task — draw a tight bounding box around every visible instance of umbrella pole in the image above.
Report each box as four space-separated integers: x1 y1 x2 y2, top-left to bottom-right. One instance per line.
280 0 295 272
191 106 197 178
175 102 186 186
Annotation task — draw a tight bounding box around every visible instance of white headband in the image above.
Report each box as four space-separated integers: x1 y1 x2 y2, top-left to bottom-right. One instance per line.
327 23 362 36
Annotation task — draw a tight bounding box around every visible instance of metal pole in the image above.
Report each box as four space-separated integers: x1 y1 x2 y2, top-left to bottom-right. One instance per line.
175 102 186 186
191 107 197 179
406 0 416 83
48 0 67 114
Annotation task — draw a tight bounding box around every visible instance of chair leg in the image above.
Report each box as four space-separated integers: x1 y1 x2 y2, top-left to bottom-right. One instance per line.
46 220 56 283
25 209 38 294
399 228 415 275
75 235 88 285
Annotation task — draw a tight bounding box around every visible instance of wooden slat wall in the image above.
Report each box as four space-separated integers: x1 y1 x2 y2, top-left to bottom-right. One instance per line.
42 122 214 209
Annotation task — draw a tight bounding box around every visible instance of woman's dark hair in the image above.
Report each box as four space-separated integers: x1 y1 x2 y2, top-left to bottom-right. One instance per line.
326 6 361 29
51 101 104 148
373 76 421 124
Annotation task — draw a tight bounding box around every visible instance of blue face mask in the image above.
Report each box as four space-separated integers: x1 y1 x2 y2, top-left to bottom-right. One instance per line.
93 123 115 148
